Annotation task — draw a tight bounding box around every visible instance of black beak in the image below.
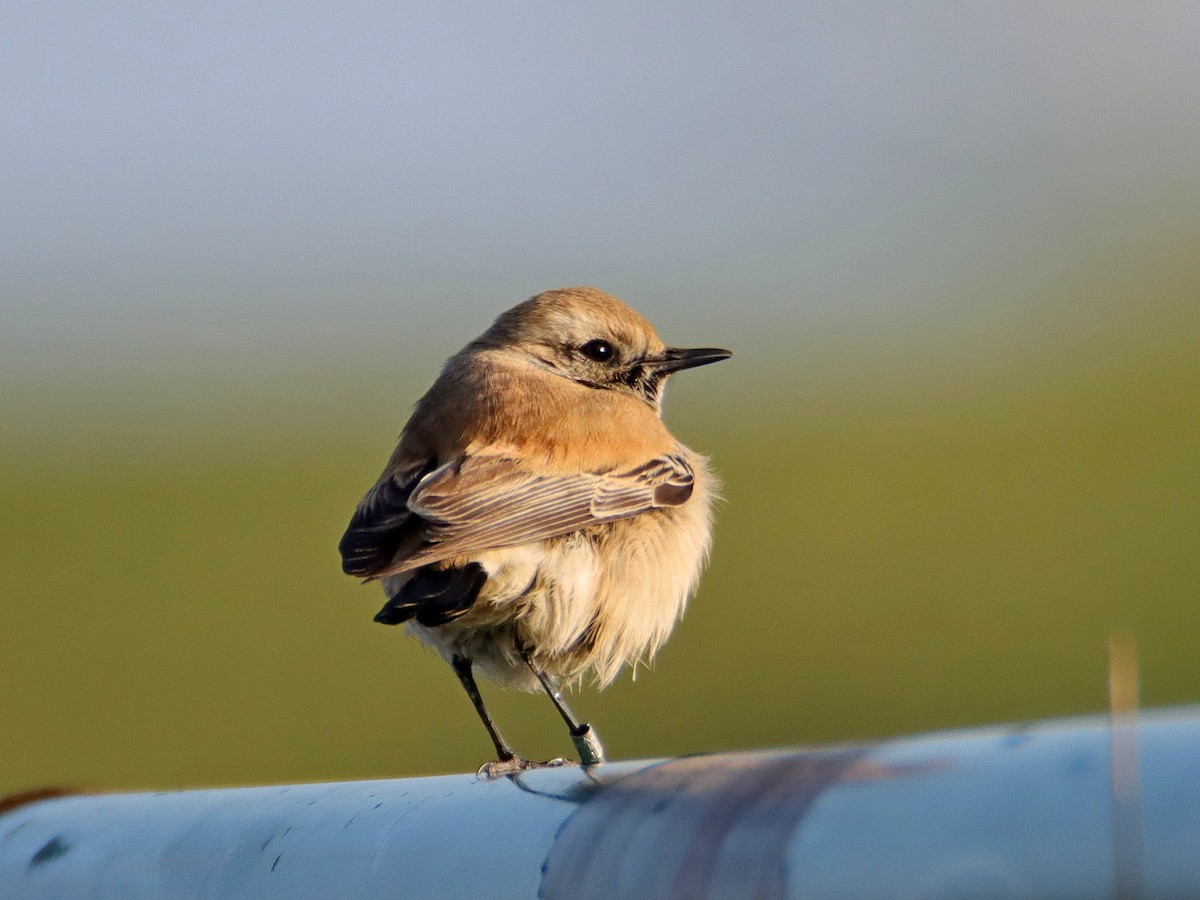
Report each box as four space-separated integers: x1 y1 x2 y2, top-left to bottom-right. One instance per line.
642 346 733 374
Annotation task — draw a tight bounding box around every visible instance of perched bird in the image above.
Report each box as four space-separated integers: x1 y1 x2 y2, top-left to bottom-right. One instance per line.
339 286 730 775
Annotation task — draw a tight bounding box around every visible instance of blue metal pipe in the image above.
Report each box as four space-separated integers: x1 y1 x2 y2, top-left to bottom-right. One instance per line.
2 708 1197 898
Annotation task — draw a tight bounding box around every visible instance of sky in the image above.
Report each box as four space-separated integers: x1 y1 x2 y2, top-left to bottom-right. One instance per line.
4 2 1200 373
3 2 1200 793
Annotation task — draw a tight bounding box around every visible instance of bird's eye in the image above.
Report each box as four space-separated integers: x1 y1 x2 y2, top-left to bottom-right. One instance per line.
579 339 615 363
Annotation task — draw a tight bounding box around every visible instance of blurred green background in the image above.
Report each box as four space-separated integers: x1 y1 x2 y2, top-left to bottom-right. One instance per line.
3 4 1199 794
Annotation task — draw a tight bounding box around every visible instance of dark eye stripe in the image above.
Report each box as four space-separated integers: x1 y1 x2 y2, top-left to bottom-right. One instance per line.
619 364 645 388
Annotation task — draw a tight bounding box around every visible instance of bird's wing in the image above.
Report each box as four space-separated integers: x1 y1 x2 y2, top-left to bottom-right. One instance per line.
378 453 695 574
338 459 436 578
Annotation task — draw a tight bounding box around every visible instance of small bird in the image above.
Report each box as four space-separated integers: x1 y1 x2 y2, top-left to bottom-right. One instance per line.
339 286 730 775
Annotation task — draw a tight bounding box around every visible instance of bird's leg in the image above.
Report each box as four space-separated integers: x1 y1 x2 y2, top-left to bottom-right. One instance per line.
451 655 524 776
451 655 573 777
520 649 606 766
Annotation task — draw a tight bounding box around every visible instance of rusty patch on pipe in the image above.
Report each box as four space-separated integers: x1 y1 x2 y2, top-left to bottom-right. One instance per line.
540 748 943 900
0 788 81 819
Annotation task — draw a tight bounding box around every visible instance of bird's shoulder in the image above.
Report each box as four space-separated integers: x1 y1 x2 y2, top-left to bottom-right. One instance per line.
399 348 676 471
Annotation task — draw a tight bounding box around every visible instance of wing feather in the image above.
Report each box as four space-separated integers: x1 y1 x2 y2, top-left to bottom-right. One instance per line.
338 459 434 577
382 452 695 574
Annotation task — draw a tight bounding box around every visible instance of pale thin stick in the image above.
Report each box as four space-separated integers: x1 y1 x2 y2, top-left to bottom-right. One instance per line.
1107 630 1143 900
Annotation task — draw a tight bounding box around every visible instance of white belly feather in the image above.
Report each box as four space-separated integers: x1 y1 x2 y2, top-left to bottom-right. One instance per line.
386 454 715 691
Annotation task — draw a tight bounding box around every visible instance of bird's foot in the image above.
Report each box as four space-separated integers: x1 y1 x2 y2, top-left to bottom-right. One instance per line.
476 756 575 779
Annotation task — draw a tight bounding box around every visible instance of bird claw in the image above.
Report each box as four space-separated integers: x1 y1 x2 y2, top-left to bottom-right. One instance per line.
476 756 575 779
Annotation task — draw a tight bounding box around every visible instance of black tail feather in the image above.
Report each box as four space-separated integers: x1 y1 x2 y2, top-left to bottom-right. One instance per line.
373 563 488 627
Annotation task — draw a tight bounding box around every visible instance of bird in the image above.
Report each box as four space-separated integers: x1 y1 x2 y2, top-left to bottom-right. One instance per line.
338 286 730 775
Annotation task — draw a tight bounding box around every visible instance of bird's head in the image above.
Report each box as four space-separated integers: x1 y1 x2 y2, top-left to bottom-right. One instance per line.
476 286 731 410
